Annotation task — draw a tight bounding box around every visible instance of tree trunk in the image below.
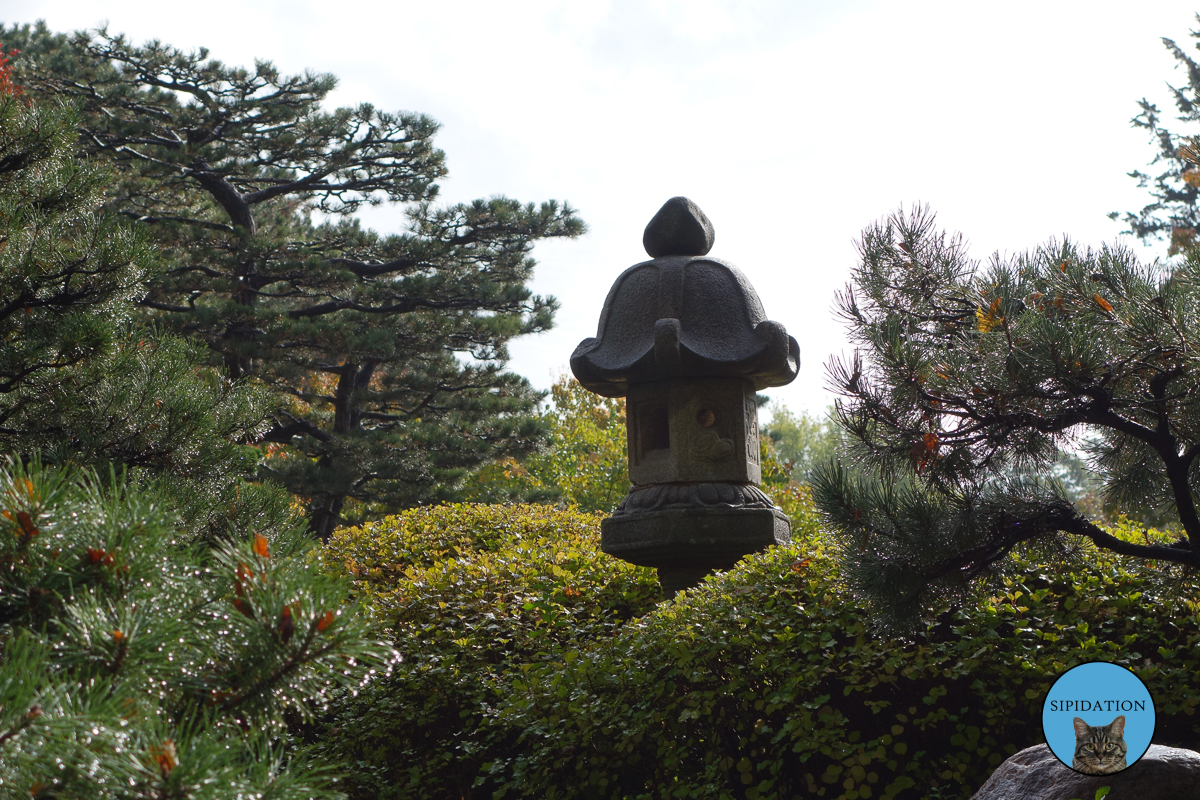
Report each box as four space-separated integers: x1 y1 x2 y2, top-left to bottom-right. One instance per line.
310 489 345 542
309 361 377 539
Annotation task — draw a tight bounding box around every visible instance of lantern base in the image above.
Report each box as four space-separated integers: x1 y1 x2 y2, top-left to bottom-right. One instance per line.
656 566 714 597
600 505 790 573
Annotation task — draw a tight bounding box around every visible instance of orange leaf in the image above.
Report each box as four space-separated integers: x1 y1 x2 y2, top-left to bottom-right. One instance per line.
233 562 255 596
149 740 177 777
232 598 255 619
15 511 36 538
86 548 106 565
316 610 335 632
253 535 270 559
278 605 295 644
1059 262 1068 272
1094 293 1114 313
112 629 125 643
910 432 941 472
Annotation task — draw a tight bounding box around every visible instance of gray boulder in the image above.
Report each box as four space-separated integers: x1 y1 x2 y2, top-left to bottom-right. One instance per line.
971 743 1200 800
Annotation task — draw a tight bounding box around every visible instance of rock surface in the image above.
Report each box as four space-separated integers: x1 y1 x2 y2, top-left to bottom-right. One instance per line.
970 743 1200 800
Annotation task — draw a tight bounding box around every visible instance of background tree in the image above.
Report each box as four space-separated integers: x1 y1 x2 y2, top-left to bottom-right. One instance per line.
1111 14 1200 253
812 206 1200 629
461 375 629 513
0 49 287 543
760 402 845 483
3 23 585 538
0 66 388 799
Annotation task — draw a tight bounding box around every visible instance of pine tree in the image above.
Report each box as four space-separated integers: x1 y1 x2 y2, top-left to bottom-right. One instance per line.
0 73 387 796
1111 14 1200 253
812 206 1200 630
3 23 585 538
0 456 386 799
0 47 287 544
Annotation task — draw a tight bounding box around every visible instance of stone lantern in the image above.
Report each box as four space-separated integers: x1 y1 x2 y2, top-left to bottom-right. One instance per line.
570 197 800 595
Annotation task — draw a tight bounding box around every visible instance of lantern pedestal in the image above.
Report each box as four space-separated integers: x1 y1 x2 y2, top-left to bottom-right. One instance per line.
601 502 790 595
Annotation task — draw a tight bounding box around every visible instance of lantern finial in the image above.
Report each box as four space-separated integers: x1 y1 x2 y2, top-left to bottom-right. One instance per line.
643 196 715 257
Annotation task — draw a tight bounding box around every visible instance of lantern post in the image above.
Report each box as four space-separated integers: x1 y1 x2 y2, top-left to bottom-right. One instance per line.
571 197 800 596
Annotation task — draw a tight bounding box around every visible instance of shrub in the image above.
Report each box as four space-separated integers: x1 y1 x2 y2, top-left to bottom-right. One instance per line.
483 541 1200 799
313 504 662 799
314 504 1199 800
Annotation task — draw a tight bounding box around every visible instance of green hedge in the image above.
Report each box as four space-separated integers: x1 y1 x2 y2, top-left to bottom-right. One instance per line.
483 542 1200 799
315 505 1200 800
311 504 662 799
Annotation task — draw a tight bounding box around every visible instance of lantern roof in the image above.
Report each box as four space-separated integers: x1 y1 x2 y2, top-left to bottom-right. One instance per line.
571 197 800 397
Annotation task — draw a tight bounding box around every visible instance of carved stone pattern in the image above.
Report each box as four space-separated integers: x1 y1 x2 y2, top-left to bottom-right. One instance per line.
689 429 734 462
614 482 777 515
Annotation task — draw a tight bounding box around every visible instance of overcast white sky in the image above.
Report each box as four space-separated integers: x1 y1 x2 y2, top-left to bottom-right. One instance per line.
2 1 1196 417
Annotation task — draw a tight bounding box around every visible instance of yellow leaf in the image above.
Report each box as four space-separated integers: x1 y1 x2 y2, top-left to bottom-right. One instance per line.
976 297 1004 332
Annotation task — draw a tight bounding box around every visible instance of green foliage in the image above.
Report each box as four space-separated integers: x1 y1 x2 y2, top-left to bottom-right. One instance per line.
0 95 144 385
308 506 1200 799
0 457 388 799
0 70 290 544
480 542 1200 799
311 504 661 799
759 425 827 543
3 22 585 538
768 479 825 543
461 375 629 512
762 402 845 482
814 205 1200 627
1111 14 1200 249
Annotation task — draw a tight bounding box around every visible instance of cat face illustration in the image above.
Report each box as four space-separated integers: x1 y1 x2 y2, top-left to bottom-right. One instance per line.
1071 715 1127 775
